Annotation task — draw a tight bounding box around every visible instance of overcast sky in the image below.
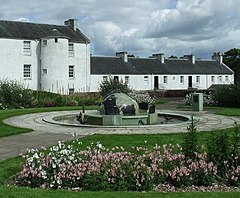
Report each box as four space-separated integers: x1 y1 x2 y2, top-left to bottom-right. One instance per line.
0 0 240 59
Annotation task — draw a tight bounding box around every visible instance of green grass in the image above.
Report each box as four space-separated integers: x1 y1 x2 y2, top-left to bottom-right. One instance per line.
0 106 240 197
0 130 239 197
1 186 240 198
177 104 240 116
0 106 97 138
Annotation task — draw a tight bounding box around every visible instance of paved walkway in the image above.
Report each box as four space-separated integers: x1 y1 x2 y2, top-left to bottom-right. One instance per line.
1 98 240 161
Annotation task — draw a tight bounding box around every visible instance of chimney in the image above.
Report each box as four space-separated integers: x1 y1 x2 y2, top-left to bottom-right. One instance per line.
116 51 128 62
190 54 195 64
212 52 223 64
64 19 78 31
152 53 164 64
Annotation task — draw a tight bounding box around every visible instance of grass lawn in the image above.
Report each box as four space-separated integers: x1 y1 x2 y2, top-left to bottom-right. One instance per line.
0 106 240 197
0 106 97 138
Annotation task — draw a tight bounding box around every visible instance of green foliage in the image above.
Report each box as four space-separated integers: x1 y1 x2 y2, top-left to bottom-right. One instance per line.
99 76 131 98
0 80 33 109
207 132 230 177
182 117 198 160
213 84 240 107
223 48 240 83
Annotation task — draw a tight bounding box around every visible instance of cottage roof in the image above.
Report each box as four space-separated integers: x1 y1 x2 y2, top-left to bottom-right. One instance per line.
91 56 233 75
0 20 89 43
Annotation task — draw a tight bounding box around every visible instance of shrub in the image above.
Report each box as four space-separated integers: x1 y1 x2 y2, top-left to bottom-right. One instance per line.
0 79 33 109
183 91 216 106
14 141 218 191
213 84 240 107
207 132 230 177
99 76 131 98
182 117 198 160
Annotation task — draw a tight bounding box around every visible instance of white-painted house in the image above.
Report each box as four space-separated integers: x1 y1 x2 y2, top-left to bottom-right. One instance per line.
90 52 234 92
0 19 234 94
0 19 90 94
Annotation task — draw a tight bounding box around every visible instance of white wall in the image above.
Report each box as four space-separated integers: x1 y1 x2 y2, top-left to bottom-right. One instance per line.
0 38 39 89
40 38 90 94
90 73 234 92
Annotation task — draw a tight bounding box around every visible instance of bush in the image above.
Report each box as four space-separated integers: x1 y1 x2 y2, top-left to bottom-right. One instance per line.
14 140 218 191
0 79 33 109
182 117 198 160
213 84 240 107
99 76 131 98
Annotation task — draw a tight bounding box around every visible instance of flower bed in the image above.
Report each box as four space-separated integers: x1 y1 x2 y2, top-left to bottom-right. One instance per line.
14 140 239 191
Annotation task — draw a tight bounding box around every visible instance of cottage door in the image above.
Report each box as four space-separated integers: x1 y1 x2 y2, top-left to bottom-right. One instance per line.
154 76 159 89
188 76 192 88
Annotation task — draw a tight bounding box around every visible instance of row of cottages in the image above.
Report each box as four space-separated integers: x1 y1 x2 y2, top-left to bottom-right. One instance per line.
0 19 91 94
90 52 234 92
0 19 234 94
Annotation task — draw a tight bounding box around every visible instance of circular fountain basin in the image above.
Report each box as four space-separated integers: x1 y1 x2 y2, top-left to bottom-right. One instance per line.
43 110 191 128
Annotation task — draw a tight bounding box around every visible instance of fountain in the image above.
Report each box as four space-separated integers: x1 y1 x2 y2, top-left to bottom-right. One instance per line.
46 93 190 128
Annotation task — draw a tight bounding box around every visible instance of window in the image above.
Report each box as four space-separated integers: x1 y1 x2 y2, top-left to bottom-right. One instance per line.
55 38 58 43
69 88 74 95
23 64 31 78
196 76 200 83
69 65 74 78
144 76 148 85
42 69 48 75
42 40 47 47
211 76 215 83
219 76 222 83
23 41 31 55
103 76 108 81
125 76 129 84
68 43 74 56
163 76 168 84
180 76 184 84
225 76 229 82
113 76 119 82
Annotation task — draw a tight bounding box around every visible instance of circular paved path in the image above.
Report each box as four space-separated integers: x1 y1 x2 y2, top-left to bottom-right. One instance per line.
1 103 240 161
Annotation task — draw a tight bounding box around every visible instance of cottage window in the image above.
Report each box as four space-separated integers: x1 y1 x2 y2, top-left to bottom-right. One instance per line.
43 40 47 47
69 65 74 78
68 43 74 56
196 76 200 83
180 76 184 84
55 38 58 43
125 76 129 84
211 76 215 83
114 76 119 82
219 76 222 83
103 76 108 81
23 41 31 55
225 76 229 82
23 64 31 78
69 88 74 95
163 76 168 84
144 76 148 85
42 69 48 75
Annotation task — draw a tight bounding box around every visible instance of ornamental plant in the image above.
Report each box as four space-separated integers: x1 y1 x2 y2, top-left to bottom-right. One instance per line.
0 79 33 109
128 91 156 105
14 140 218 191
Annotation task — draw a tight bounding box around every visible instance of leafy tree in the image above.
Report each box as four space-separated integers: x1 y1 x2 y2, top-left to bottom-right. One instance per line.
98 76 131 98
223 48 240 83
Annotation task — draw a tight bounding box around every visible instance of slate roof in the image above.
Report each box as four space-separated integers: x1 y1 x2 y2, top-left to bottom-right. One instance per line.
91 56 233 75
0 20 89 43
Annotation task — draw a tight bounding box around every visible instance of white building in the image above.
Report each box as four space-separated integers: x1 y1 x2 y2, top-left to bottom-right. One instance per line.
90 52 234 92
0 19 90 94
0 19 234 94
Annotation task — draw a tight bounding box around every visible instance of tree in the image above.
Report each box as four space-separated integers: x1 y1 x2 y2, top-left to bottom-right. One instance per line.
223 48 240 83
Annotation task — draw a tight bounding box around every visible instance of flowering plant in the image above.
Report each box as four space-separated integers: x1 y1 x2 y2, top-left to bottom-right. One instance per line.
128 91 156 105
14 141 220 191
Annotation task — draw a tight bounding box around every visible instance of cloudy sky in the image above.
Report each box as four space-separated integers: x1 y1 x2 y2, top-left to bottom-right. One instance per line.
0 0 240 59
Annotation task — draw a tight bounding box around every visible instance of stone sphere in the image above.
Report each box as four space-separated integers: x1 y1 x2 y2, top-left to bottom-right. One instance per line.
101 93 139 115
